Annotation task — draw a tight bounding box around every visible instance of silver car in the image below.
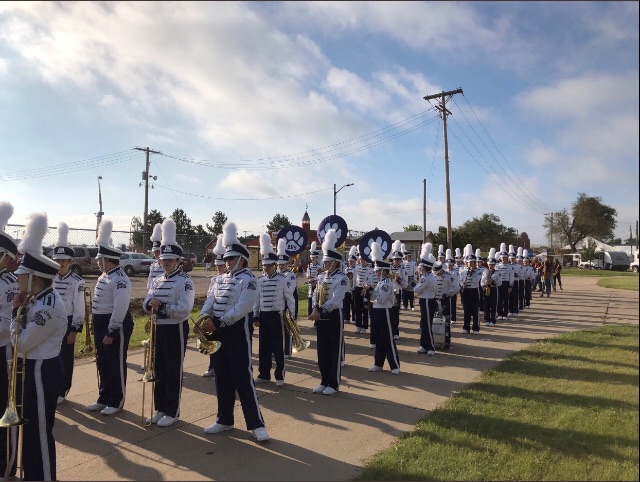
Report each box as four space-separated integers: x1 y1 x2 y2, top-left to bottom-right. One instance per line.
119 252 153 277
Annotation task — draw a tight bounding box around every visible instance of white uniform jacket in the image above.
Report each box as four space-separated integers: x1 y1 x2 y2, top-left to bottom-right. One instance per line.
54 271 86 332
144 268 195 325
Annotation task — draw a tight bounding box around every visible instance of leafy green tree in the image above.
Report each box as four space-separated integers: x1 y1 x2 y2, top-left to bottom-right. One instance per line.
267 214 291 232
581 238 597 261
208 211 227 236
403 224 423 231
131 209 165 251
544 193 617 252
432 214 516 252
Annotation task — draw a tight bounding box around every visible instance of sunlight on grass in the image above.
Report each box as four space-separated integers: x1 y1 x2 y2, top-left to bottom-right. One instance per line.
355 325 639 481
597 277 639 291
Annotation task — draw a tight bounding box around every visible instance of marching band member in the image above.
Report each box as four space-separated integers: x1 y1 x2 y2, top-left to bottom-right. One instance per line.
51 222 86 405
143 218 194 427
254 234 295 386
306 242 322 318
523 251 535 308
12 213 67 481
353 252 372 334
146 223 164 290
342 246 357 325
367 242 400 375
276 238 297 359
437 244 446 264
481 248 501 326
414 243 437 355
308 229 348 395
460 245 483 334
361 263 379 348
507 245 520 316
86 220 133 416
444 249 459 323
389 241 404 340
0 202 19 479
401 245 417 311
201 222 269 442
496 243 513 320
516 247 526 311
202 236 226 378
475 248 486 312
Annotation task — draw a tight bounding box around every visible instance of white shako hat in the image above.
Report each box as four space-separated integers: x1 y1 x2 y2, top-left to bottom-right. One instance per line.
475 248 483 263
222 221 249 260
454 247 462 260
321 229 342 263
464 244 476 262
508 244 516 259
0 202 18 260
95 220 122 259
438 244 445 259
487 247 497 265
15 212 59 279
150 223 162 252
419 242 434 267
371 241 390 269
160 218 183 260
276 238 289 264
401 243 411 257
259 233 277 265
52 222 74 260
445 248 454 266
517 246 524 260
348 245 358 261
310 241 319 258
523 249 531 261
390 240 403 259
213 236 225 266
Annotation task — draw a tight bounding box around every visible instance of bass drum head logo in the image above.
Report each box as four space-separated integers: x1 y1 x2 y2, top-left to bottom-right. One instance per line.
317 215 348 248
277 225 308 255
358 229 392 264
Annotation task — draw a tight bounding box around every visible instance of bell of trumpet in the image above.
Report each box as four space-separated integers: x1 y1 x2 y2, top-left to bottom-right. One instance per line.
283 309 310 353
192 313 222 355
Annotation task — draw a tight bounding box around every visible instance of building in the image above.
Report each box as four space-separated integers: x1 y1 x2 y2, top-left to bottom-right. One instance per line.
388 230 435 259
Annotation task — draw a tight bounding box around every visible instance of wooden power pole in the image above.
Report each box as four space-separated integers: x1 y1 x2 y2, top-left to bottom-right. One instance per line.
423 88 463 251
134 146 161 252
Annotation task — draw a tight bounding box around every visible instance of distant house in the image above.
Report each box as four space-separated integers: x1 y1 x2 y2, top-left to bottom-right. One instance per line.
388 231 435 259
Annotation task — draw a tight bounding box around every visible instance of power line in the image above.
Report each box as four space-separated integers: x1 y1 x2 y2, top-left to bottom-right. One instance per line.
152 183 333 200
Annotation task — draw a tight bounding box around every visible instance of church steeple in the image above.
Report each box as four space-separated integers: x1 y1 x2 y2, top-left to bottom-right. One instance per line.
302 205 310 233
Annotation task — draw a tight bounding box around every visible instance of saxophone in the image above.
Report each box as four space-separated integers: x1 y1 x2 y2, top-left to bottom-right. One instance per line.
485 268 493 296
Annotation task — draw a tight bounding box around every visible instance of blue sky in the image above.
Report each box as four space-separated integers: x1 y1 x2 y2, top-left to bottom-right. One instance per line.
0 2 638 246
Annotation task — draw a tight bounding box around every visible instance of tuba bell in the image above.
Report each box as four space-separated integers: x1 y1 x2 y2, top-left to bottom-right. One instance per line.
283 309 309 353
192 313 222 355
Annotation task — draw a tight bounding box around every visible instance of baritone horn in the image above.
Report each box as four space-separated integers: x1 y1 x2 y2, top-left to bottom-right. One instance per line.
81 286 94 354
283 309 309 352
192 313 222 355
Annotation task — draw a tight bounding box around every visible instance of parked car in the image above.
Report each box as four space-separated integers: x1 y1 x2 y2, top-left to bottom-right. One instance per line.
120 252 153 276
630 260 638 273
182 252 198 265
57 246 101 276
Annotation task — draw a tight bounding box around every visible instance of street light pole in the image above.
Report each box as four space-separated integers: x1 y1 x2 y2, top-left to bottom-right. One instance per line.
96 176 104 236
333 183 354 215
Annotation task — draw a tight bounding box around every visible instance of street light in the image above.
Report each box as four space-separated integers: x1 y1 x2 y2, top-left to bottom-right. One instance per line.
96 176 104 235
334 183 354 215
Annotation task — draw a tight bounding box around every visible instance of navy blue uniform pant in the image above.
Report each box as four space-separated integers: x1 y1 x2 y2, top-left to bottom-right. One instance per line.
402 288 414 309
316 309 343 390
509 280 519 314
418 298 436 351
524 280 532 307
212 316 265 430
449 293 458 321
372 308 400 370
154 321 189 418
497 283 510 318
483 287 497 323
59 315 76 398
463 288 480 332
342 292 352 323
17 357 63 481
257 311 285 381
93 312 133 408
518 280 525 310
353 288 369 329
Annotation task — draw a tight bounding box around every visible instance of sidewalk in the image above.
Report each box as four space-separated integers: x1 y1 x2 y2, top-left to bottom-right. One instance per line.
55 277 638 481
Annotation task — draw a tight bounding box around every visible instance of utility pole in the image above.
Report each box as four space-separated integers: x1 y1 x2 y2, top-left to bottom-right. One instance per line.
544 212 554 251
134 147 161 252
96 176 104 236
422 179 427 243
423 88 463 250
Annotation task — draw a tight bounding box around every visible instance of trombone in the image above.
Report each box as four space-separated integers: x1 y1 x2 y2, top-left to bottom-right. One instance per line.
81 287 94 355
140 309 157 427
1 306 28 480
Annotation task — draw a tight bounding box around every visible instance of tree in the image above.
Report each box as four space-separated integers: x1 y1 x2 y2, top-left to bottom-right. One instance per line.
581 238 597 261
171 208 195 235
208 211 227 236
131 209 165 251
267 213 291 232
403 224 423 231
456 213 517 252
545 193 617 252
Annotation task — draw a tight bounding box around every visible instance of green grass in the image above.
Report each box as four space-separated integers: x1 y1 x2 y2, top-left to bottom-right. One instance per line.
597 277 639 291
355 325 639 481
563 268 637 277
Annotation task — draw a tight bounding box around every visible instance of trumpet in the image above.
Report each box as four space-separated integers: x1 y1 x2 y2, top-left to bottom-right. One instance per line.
81 287 94 355
192 313 222 355
283 309 309 353
1 305 28 479
140 309 157 427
